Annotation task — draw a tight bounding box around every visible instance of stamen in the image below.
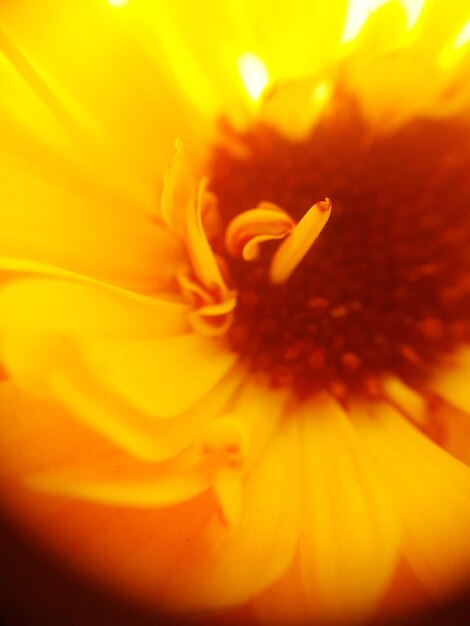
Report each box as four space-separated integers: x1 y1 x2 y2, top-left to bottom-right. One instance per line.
269 198 332 284
186 177 231 292
213 467 243 527
196 416 249 527
188 299 236 337
225 202 295 261
177 271 213 308
177 272 236 337
209 101 470 400
161 142 236 337
161 141 229 294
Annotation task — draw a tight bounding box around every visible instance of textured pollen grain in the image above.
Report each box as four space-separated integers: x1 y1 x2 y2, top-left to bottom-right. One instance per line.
209 95 470 401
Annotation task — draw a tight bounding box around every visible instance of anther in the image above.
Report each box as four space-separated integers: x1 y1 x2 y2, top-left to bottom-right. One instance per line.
269 198 332 284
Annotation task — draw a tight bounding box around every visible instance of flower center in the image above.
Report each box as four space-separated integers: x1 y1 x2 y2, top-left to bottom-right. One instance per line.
209 93 470 401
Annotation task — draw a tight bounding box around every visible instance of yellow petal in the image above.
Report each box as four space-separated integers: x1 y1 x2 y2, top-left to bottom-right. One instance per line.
0 148 184 290
242 0 348 82
0 0 209 207
126 0 348 126
297 394 400 623
164 416 300 610
427 399 470 466
353 401 470 597
1 328 241 456
348 52 443 130
383 375 428 427
0 259 189 338
27 449 211 508
24 413 245 529
414 0 470 55
427 348 470 414
343 2 436 130
229 377 290 466
81 333 238 418
259 76 334 140
1 335 185 461
0 364 247 472
344 1 470 127
0 43 79 161
213 467 244 527
145 364 248 462
159 138 195 235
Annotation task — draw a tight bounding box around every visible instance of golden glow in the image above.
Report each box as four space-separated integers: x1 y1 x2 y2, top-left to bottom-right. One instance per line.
342 0 426 43
2 0 470 624
312 81 331 107
453 18 470 49
237 52 269 101
400 0 426 29
438 18 470 68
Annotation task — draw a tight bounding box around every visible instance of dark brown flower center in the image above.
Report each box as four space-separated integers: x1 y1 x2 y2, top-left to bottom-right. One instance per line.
209 93 470 401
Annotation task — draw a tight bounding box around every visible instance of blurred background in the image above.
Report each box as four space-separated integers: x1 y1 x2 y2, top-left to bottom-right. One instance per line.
1 514 469 626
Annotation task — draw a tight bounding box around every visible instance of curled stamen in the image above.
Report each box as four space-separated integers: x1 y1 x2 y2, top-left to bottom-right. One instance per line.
188 300 236 338
225 202 295 261
160 140 230 295
177 271 214 308
161 141 236 337
178 272 236 337
187 177 231 293
269 198 332 284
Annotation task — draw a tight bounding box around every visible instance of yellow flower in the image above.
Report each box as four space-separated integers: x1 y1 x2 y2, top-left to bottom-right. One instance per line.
1 0 470 624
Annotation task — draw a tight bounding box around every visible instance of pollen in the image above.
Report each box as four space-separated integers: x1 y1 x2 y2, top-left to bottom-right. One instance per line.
210 92 470 402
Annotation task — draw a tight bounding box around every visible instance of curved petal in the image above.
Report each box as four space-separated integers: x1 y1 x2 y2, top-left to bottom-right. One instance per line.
344 2 470 128
413 0 470 55
0 335 182 461
1 380 211 509
427 399 470 466
427 348 470 414
0 146 184 290
0 259 189 338
0 362 246 471
27 449 211 509
127 0 347 124
228 377 290 466
163 416 300 610
81 334 238 418
296 394 400 623
0 0 210 206
1 329 242 460
343 3 438 130
0 44 80 161
352 401 470 598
